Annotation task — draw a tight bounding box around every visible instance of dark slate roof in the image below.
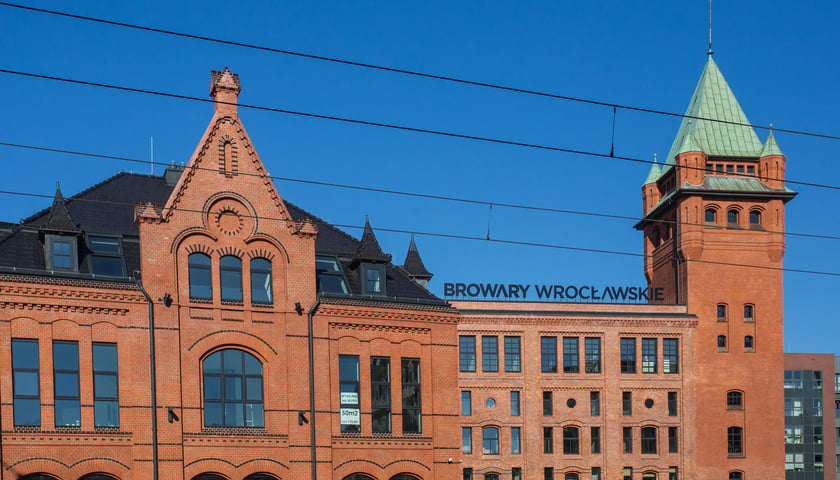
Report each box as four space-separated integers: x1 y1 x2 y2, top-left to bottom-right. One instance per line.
41 184 81 233
402 235 432 279
355 217 392 264
0 172 443 304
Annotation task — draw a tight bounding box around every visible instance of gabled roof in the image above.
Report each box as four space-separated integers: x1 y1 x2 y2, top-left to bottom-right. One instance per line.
663 57 763 172
402 234 432 279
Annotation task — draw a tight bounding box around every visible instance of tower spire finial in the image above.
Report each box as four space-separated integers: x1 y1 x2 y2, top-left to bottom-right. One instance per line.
707 0 714 56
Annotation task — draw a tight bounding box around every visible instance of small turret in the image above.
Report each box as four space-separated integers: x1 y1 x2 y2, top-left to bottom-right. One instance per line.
402 234 433 289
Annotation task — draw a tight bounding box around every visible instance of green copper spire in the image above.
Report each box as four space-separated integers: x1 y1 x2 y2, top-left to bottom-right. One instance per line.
761 129 784 157
677 127 701 154
644 156 662 185
663 57 763 172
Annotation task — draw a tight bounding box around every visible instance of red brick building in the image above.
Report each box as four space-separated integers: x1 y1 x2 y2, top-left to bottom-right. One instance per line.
0 69 460 480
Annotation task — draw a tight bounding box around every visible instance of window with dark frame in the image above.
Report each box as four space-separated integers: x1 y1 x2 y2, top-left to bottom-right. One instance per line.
46 234 77 271
744 336 754 351
370 357 391 433
563 337 579 373
623 391 632 416
728 209 739 225
669 426 678 453
460 336 476 372
339 355 361 433
590 391 600 416
543 391 553 416
621 338 636 373
87 235 125 276
541 336 558 373
512 468 522 480
726 391 743 409
249 257 272 304
544 426 553 453
729 472 742 480
53 340 80 427
401 358 421 434
461 391 471 416
511 426 521 454
463 468 473 480
669 466 679 480
728 426 743 455
482 336 498 372
482 426 499 455
749 210 761 226
544 468 554 480
705 208 716 223
585 337 601 373
641 338 657 373
563 426 580 454
462 427 472 454
510 391 520 416
203 349 264 427
717 304 727 320
504 336 521 372
188 252 212 300
744 304 753 321
668 391 678 416
92 342 119 427
641 426 657 454
663 338 679 374
315 255 349 294
219 255 243 302
363 264 384 294
12 338 40 426
591 426 601 454
623 427 633 453
718 335 727 350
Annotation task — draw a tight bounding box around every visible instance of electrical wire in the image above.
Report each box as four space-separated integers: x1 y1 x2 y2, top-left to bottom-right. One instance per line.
0 186 837 278
0 1 837 142
3 140 840 242
1 68 839 194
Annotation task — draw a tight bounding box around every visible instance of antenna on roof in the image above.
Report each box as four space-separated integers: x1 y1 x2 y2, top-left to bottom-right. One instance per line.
150 136 154 175
707 0 714 56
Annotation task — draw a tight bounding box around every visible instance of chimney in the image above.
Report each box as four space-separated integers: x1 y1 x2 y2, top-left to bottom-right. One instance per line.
210 67 241 117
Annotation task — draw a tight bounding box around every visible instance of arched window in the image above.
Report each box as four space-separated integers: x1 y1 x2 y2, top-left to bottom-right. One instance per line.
749 210 761 226
728 472 743 480
717 304 727 321
189 253 212 300
482 426 499 455
641 426 657 454
727 391 743 409
484 474 500 480
744 336 754 350
642 473 657 480
244 475 280 480
705 208 716 223
717 335 727 350
220 255 243 302
250 258 273 305
727 209 739 225
79 475 119 480
562 426 579 454
203 349 264 427
728 426 743 455
192 475 228 480
343 475 375 480
743 304 754 321
565 474 580 480
391 475 421 480
19 475 61 480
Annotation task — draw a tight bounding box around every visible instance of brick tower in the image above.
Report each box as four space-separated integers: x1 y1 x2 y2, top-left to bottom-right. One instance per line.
637 55 795 479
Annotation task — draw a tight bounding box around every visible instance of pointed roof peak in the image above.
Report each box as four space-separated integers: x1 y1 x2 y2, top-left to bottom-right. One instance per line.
761 128 784 157
41 181 80 233
643 155 662 185
402 234 432 280
210 67 241 116
354 216 392 263
677 128 701 154
662 56 762 172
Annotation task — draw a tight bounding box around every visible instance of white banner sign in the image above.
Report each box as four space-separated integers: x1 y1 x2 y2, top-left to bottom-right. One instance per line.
340 408 360 425
341 392 358 404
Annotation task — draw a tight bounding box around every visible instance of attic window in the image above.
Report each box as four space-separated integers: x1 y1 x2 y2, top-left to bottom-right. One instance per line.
361 263 386 296
87 235 125 276
315 255 348 294
45 234 78 272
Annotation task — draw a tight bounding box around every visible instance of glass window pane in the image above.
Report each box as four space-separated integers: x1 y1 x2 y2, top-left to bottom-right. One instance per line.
244 353 262 375
204 376 221 400
204 351 222 373
246 378 263 401
189 253 212 299
91 256 125 276
89 236 122 253
94 374 118 398
92 343 118 371
53 342 79 368
246 402 264 427
12 340 39 367
225 377 243 400
55 399 81 426
55 373 79 396
225 402 244 426
223 350 243 373
13 398 40 426
94 400 120 427
220 255 243 301
205 402 223 426
13 371 39 396
250 258 273 304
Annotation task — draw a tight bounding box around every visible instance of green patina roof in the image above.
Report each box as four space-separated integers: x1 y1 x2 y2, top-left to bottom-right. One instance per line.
643 160 661 185
761 130 784 157
662 57 763 173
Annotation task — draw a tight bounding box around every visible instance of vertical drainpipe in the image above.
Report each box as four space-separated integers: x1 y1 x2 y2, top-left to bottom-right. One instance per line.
308 295 321 480
135 276 159 480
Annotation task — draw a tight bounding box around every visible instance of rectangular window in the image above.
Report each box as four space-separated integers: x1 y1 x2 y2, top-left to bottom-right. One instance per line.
620 338 636 373
747 165 755 175
87 235 126 276
623 427 633 453
92 343 119 427
668 391 677 416
364 266 383 294
669 467 678 480
669 426 678 453
544 468 554 480
563 426 580 454
371 357 391 433
785 426 802 444
541 336 557 373
339 355 361 433
591 426 601 453
315 255 349 294
591 467 602 480
814 398 823 416
784 370 803 388
401 358 421 433
504 336 521 372
511 426 521 454
663 338 679 374
814 425 823 444
12 339 40 426
482 336 498 372
459 336 476 372
622 391 632 416
462 427 472 454
46 234 77 271
461 391 471 416
785 398 802 416
510 391 520 416
543 391 553 416
623 467 633 480
544 426 553 453
563 337 579 373
512 468 522 480
641 427 657 454
590 391 600 416
53 340 81 427
642 338 657 373
463 468 473 480
814 370 823 388
585 337 601 373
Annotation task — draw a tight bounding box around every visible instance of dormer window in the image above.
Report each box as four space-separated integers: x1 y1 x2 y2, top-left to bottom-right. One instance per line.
315 255 349 294
45 234 78 272
361 263 386 296
87 235 125 276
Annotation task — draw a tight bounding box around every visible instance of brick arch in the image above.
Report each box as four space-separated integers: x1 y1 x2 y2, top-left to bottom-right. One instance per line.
10 316 40 336
218 134 239 177
68 457 129 479
183 457 235 480
245 236 288 264
217 246 244 258
50 318 84 340
90 321 120 341
5 457 70 479
187 329 278 357
238 458 289 475
176 231 218 255
17 474 61 480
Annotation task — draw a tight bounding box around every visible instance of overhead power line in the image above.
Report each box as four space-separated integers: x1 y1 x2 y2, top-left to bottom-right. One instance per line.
1 68 839 194
0 186 837 278
0 1 838 142
3 139 840 243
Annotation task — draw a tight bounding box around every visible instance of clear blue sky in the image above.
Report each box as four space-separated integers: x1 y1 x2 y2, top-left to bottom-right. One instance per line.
1 1 838 354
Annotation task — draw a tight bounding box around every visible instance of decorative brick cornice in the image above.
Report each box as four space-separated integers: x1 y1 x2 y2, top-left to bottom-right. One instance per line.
0 274 140 293
460 316 697 329
0 302 129 315
329 322 431 335
319 299 458 322
0 281 143 303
